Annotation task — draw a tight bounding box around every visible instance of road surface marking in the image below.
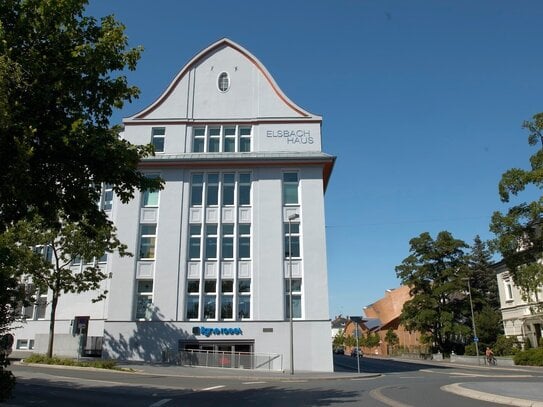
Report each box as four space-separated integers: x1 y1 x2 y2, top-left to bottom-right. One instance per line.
242 381 267 384
149 400 171 407
200 385 226 391
369 386 415 407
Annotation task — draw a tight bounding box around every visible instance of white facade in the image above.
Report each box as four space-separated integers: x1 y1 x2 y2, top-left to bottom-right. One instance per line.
12 39 335 372
495 262 543 348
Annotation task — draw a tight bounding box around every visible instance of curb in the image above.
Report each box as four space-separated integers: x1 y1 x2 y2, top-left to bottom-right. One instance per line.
442 383 543 407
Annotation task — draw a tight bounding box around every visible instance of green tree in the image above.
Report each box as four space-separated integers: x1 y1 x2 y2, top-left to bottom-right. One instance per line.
473 305 503 348
333 329 345 347
0 0 161 232
490 112 543 301
365 332 381 349
468 236 500 310
0 1 162 396
385 329 399 354
8 215 129 358
396 231 472 353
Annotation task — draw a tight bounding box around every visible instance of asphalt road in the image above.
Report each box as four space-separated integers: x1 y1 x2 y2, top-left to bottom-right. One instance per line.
5 356 543 407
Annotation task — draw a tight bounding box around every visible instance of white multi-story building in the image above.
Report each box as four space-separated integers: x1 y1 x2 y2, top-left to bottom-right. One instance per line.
495 261 543 348
12 38 335 372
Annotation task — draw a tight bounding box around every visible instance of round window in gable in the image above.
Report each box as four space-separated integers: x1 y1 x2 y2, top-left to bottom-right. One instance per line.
218 72 230 92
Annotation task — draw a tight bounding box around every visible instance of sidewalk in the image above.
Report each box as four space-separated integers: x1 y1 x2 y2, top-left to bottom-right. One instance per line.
116 361 379 381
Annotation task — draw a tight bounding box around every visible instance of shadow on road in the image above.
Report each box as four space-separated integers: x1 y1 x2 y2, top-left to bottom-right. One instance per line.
334 354 452 374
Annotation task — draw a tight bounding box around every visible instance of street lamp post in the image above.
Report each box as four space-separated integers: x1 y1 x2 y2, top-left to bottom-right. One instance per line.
288 213 299 375
349 316 362 373
463 277 480 365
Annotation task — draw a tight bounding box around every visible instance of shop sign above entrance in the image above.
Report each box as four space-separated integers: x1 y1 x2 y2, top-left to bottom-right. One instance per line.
193 326 243 337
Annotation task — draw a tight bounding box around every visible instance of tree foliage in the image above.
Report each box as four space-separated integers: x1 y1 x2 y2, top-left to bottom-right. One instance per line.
396 231 472 353
0 0 161 232
468 235 500 311
490 112 543 300
6 215 129 357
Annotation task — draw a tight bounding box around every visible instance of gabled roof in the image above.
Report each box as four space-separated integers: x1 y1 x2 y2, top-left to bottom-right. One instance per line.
128 38 315 121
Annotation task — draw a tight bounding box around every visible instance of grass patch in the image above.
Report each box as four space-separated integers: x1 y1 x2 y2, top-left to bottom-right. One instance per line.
23 354 120 370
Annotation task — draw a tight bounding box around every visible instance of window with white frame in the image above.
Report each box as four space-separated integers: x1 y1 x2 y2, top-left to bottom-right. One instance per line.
221 224 234 259
186 280 200 319
101 183 113 211
193 127 205 152
283 172 299 205
35 293 47 319
205 224 218 260
204 280 217 319
139 224 157 260
135 280 153 320
239 127 251 152
190 173 204 206
142 175 160 207
238 279 251 319
151 127 165 153
504 279 514 302
191 125 252 153
221 280 234 319
284 222 300 258
285 278 302 319
222 173 235 206
239 173 251 206
206 173 219 206
238 224 251 259
189 224 202 259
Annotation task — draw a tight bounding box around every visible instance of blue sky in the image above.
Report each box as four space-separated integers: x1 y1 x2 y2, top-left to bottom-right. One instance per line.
88 1 543 319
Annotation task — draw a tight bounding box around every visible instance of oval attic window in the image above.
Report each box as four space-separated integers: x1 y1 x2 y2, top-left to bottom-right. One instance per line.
218 72 230 92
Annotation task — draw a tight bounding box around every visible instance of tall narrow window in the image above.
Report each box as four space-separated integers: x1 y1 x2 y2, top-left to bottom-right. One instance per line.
221 224 234 259
139 224 157 259
221 280 233 319
208 127 221 152
224 126 236 152
283 172 299 205
284 222 300 258
151 127 165 153
222 173 235 205
190 173 204 206
35 293 47 319
189 224 202 259
239 173 251 206
285 278 302 319
238 224 251 259
204 280 217 319
238 279 251 319
142 175 160 207
186 280 200 319
239 127 251 152
206 173 219 206
193 127 205 152
102 183 113 211
136 280 153 320
205 224 218 259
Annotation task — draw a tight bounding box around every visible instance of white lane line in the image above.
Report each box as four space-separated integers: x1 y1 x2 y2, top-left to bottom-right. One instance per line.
369 386 415 407
199 385 226 391
242 381 267 384
149 399 172 407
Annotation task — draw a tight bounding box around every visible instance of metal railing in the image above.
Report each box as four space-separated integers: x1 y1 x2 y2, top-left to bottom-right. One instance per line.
167 349 282 371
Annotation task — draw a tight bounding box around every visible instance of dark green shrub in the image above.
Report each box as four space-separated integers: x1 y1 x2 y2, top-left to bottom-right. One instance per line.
514 348 543 366
24 354 118 370
0 369 15 402
494 335 520 356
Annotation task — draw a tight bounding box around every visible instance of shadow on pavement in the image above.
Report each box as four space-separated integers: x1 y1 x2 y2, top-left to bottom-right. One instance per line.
334 354 452 374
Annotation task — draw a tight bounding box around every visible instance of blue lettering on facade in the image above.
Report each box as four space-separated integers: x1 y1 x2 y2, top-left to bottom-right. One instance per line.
197 326 243 337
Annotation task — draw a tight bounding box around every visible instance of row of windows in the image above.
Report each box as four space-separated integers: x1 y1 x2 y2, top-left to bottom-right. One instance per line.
134 278 252 321
189 223 251 260
186 279 251 320
148 125 253 154
191 172 251 207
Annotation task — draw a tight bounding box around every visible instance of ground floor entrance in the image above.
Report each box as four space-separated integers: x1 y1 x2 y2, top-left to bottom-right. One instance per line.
179 340 256 369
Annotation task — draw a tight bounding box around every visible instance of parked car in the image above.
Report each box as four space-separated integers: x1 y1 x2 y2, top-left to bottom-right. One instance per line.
350 348 363 357
333 346 345 355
